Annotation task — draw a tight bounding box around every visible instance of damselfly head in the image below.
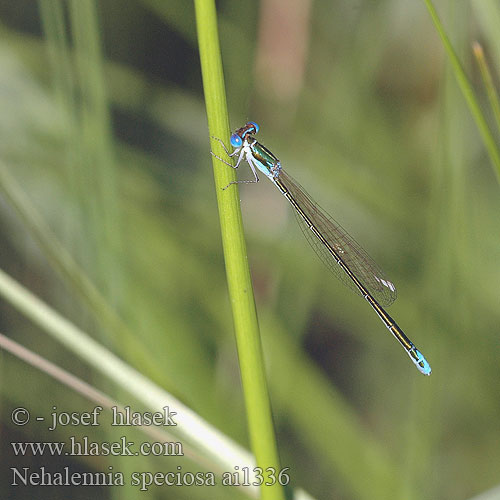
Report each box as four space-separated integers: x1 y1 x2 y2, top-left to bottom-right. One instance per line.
231 121 260 147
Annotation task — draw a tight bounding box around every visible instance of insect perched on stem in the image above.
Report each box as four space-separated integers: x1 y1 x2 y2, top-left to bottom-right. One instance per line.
211 122 431 375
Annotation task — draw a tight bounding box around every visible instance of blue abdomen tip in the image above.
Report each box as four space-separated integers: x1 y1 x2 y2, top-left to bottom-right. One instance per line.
414 349 432 376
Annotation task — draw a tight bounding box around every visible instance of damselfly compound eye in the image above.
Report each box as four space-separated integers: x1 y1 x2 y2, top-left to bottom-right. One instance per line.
248 121 259 133
230 134 242 147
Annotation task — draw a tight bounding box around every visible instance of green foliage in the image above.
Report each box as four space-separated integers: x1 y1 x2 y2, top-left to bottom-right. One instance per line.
1 1 500 500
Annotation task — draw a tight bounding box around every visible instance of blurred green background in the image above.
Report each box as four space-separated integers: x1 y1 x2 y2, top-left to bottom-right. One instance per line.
1 1 500 499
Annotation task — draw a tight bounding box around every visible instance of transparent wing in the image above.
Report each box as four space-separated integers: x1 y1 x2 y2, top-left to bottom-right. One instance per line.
277 169 397 307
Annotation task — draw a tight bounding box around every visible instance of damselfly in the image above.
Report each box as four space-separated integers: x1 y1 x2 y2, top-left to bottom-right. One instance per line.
211 122 431 375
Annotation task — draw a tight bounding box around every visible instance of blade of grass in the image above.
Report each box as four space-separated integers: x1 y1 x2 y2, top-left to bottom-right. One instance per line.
472 41 500 138
68 0 122 300
471 0 500 70
0 162 166 384
0 268 317 499
0 267 257 487
467 484 500 500
423 0 500 184
0 331 227 474
194 2 286 500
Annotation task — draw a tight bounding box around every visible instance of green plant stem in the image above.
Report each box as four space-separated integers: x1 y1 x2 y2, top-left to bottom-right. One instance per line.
194 2 285 499
423 0 500 184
